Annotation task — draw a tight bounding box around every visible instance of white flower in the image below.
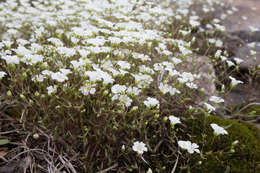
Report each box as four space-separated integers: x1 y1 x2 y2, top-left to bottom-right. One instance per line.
171 57 182 65
126 87 141 96
71 59 87 69
215 50 222 58
111 84 126 94
47 85 57 95
0 71 7 78
117 61 131 70
15 46 32 56
41 70 53 76
215 24 225 32
51 72 68 82
242 16 248 20
57 47 76 57
209 96 224 104
178 72 195 83
215 39 223 47
189 19 200 27
178 45 192 56
132 141 148 155
99 70 114 84
132 74 153 88
226 60 235 67
85 71 102 82
2 55 20 64
48 38 63 46
168 115 181 125
147 168 153 173
234 57 244 64
159 83 170 94
229 76 243 87
79 83 96 96
118 94 132 107
204 103 216 113
32 74 45 82
144 97 159 108
21 54 43 65
249 26 259 32
210 123 228 135
178 140 200 154
169 87 180 95
186 82 198 89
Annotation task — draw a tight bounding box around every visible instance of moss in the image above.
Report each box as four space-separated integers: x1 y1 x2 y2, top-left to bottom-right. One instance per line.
189 116 260 173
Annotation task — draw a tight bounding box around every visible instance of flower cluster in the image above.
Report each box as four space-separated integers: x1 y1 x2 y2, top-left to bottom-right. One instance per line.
0 0 247 171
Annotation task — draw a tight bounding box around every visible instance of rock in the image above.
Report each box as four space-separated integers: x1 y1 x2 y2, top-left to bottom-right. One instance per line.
232 42 260 70
218 0 260 111
220 0 260 70
220 0 260 33
232 30 260 43
224 84 260 106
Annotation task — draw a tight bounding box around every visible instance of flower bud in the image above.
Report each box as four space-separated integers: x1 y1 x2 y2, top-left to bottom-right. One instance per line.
121 145 125 152
162 116 168 123
147 168 153 173
55 105 61 109
22 72 27 79
154 114 159 120
7 90 12 98
232 140 239 146
34 91 40 97
33 133 39 140
40 94 46 99
103 90 109 96
20 94 26 100
130 106 138 113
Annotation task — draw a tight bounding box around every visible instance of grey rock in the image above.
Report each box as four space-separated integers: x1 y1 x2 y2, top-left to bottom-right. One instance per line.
224 84 260 106
232 42 260 70
220 0 260 33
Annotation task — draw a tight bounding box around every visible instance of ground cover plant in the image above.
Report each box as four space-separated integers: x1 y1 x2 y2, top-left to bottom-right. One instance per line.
0 0 259 172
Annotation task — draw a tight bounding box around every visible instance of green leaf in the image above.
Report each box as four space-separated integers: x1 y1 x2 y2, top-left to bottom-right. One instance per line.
0 139 10 145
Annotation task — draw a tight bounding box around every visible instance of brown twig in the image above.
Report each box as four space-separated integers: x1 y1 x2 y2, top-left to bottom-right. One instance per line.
97 163 118 173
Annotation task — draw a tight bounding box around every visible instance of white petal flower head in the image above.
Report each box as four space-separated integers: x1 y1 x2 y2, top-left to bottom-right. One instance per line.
47 85 57 95
117 61 131 70
144 97 159 108
159 83 170 94
2 55 20 64
209 96 224 104
79 83 96 96
111 84 126 94
118 94 132 107
210 123 228 136
168 115 181 125
178 140 200 154
0 71 7 78
51 72 68 82
132 141 148 155
85 71 102 82
204 103 216 113
234 57 244 64
229 76 243 87
59 68 72 75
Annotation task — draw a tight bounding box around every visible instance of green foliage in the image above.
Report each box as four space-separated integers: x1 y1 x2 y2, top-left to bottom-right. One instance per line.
189 116 260 173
